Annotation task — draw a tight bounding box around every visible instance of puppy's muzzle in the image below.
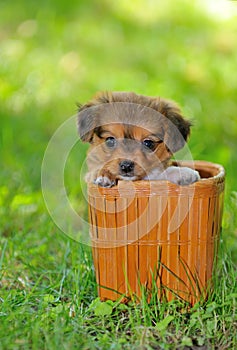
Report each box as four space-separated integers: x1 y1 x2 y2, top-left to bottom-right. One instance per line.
119 160 135 176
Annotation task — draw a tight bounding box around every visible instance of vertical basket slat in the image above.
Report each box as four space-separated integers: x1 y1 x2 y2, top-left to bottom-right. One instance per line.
187 196 200 302
104 197 117 298
146 195 159 289
115 197 128 296
158 196 168 296
137 196 149 287
167 195 180 300
177 196 190 300
198 197 209 289
126 197 139 297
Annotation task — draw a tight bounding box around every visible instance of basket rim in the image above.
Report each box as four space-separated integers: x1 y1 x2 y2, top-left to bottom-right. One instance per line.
87 160 225 196
173 160 225 180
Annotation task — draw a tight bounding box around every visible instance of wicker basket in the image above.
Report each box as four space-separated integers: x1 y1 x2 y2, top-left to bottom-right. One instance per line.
88 161 225 304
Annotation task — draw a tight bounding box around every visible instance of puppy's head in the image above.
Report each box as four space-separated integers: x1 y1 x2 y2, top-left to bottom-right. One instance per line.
77 91 191 181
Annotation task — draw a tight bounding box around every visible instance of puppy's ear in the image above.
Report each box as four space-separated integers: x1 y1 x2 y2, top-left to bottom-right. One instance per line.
158 99 191 153
77 92 112 142
78 94 106 142
77 106 96 142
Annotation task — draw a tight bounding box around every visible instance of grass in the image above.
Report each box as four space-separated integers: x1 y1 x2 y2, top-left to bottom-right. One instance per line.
1 0 237 348
0 238 236 349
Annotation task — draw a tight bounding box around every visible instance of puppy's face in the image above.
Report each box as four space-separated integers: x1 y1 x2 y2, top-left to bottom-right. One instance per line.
77 92 191 184
87 122 170 181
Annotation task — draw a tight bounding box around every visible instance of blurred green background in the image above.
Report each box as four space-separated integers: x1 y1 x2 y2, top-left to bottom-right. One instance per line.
1 0 237 257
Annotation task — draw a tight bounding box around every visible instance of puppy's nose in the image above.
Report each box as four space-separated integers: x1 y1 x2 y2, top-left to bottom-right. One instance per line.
119 160 134 174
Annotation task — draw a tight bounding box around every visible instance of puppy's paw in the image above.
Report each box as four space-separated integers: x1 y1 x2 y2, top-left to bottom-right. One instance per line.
94 176 116 188
165 166 200 185
177 168 200 185
175 167 200 185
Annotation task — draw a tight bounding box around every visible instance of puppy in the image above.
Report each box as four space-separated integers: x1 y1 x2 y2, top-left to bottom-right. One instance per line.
77 91 200 187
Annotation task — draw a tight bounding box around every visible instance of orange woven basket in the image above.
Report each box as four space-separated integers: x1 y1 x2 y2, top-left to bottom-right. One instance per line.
88 161 225 305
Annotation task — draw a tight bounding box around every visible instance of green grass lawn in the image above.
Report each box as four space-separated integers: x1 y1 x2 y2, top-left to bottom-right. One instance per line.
1 0 237 348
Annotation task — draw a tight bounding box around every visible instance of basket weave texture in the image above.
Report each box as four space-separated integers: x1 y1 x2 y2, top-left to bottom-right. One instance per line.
88 161 225 304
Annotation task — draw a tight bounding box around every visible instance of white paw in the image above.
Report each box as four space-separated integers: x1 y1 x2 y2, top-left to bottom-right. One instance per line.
165 166 200 185
94 176 116 188
177 168 200 185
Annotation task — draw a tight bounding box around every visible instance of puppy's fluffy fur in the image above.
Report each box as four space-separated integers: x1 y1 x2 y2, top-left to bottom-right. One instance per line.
77 91 200 187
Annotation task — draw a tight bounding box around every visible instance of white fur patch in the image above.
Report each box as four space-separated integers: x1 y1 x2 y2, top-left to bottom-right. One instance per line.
145 166 200 185
94 176 115 188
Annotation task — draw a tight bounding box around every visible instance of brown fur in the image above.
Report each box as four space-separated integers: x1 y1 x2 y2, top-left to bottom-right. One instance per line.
77 91 199 186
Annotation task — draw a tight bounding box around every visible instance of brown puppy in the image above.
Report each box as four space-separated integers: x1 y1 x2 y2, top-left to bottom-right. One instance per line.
77 91 200 187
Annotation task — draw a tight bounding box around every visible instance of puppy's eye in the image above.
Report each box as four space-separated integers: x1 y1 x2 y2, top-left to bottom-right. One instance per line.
105 137 117 148
142 139 157 152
